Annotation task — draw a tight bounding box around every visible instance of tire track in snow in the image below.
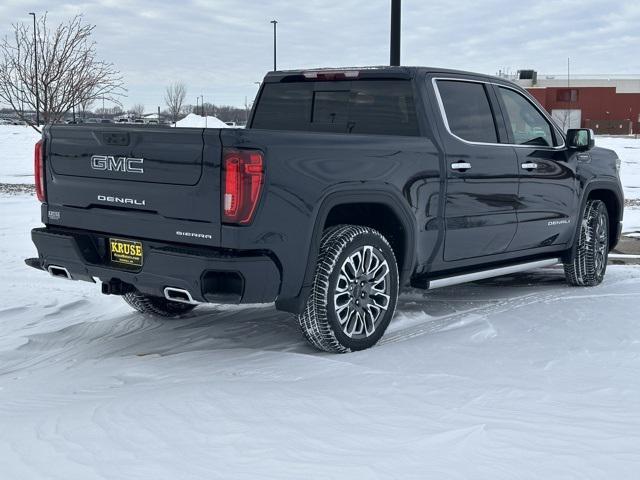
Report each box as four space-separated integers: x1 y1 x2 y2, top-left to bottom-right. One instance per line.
381 267 634 346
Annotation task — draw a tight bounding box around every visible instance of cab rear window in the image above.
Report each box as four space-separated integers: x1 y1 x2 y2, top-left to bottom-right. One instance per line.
251 80 419 136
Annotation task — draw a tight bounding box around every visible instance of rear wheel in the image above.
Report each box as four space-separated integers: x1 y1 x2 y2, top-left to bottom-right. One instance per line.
297 225 399 353
123 289 197 317
564 199 609 286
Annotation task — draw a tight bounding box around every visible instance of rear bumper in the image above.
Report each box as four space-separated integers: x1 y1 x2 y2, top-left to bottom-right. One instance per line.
30 227 281 304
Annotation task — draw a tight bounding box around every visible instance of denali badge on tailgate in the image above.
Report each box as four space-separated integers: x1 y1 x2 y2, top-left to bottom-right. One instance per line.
91 155 144 174
97 194 146 206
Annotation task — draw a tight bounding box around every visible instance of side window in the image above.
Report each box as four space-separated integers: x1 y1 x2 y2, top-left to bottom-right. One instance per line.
436 80 498 143
497 87 554 147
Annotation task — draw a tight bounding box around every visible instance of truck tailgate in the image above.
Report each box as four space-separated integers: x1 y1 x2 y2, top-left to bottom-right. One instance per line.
44 125 223 245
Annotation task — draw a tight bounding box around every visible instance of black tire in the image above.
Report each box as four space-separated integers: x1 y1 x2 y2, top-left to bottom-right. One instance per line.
564 199 609 286
122 289 197 317
297 225 399 353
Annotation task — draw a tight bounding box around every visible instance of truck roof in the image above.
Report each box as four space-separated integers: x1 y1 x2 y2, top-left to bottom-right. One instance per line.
263 66 505 83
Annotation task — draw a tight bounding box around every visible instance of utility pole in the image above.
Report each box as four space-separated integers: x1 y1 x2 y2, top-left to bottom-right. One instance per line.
28 12 40 125
390 0 401 66
270 20 278 71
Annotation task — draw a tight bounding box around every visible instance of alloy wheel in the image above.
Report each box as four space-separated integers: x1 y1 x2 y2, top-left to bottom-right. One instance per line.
333 245 391 339
593 209 608 276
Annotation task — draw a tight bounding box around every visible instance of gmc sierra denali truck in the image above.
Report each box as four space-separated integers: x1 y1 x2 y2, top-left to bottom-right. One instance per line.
27 67 624 353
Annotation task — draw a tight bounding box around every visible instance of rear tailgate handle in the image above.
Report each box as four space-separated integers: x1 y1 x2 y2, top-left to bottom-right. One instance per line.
521 162 538 170
451 162 472 171
102 132 130 146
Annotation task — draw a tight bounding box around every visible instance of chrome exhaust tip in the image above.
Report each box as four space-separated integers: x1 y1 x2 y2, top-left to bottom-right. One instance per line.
47 265 72 280
163 287 199 305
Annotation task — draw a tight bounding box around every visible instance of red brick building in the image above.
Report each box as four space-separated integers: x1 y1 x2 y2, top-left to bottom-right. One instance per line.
506 72 640 135
527 86 640 135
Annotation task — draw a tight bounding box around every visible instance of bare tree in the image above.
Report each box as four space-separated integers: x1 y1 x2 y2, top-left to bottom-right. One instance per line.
130 103 145 117
78 97 94 119
0 13 125 131
164 82 187 123
95 105 122 117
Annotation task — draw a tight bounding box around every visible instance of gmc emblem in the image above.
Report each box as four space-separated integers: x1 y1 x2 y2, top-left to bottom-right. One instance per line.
91 155 144 174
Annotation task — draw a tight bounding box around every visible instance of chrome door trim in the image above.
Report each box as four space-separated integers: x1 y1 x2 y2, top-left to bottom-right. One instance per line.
451 162 472 170
521 162 539 170
431 77 566 150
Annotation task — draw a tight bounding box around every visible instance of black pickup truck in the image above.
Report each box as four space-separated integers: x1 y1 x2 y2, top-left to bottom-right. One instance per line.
27 67 624 353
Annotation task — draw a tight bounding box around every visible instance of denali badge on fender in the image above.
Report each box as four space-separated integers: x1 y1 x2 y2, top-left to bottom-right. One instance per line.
91 155 144 174
97 194 146 206
548 219 571 226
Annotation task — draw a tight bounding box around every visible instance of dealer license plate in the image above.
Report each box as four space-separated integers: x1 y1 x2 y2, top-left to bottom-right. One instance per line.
109 238 143 267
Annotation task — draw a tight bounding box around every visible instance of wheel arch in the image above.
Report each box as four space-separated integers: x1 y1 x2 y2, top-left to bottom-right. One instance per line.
588 188 622 248
565 180 623 261
275 187 416 314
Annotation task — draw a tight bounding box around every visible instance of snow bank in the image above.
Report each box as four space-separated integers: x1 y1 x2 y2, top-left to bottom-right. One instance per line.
174 113 229 128
623 207 640 232
596 136 640 200
2 193 640 478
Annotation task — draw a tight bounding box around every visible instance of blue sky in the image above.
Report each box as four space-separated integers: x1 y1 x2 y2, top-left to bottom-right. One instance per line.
1 0 639 111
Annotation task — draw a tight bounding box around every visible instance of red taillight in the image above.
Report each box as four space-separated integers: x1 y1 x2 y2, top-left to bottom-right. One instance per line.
34 139 45 202
222 148 264 224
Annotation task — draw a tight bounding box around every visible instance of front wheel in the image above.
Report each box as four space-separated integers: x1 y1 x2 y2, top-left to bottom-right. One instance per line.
297 225 399 353
564 199 609 286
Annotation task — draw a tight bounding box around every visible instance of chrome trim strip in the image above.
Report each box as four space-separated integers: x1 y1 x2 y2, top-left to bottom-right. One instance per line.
163 287 200 305
451 162 472 170
431 77 566 150
428 258 560 289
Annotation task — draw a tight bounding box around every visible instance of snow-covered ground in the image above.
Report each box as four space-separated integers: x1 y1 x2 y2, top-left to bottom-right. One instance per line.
2 127 640 477
0 126 41 184
597 136 640 201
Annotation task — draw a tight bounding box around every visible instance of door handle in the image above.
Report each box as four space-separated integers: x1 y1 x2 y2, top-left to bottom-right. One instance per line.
451 162 472 171
521 162 538 170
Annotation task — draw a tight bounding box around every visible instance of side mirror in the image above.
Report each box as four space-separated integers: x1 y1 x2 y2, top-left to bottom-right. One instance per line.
566 128 595 151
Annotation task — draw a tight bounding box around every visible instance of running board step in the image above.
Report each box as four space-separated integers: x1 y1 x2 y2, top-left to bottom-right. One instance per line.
428 258 561 290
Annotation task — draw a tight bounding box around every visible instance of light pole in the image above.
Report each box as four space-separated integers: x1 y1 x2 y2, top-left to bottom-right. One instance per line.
270 20 278 71
28 12 40 125
390 0 401 66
